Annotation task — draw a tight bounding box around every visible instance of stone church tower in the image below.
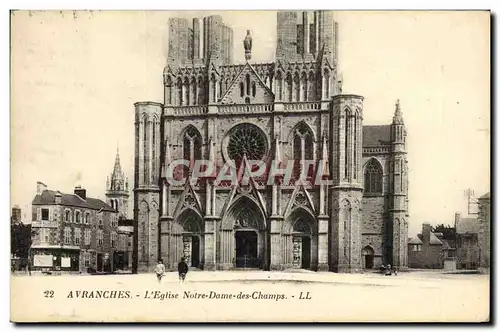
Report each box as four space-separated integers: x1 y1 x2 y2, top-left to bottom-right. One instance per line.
106 148 130 218
133 11 409 273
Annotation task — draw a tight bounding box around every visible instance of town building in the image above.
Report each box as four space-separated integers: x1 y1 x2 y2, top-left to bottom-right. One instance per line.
133 11 409 273
30 182 119 273
408 223 455 269
454 192 490 271
455 212 480 270
477 192 490 270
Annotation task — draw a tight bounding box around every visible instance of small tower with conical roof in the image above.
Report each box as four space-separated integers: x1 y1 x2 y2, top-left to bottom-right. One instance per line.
106 147 129 218
390 99 408 268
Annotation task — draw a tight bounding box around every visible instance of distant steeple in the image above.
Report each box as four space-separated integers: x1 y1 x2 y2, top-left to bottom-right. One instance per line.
392 99 404 125
106 144 129 217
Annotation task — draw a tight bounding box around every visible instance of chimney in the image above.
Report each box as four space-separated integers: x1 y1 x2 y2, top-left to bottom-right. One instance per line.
55 191 62 204
454 211 461 229
422 223 432 245
37 181 47 195
74 186 87 200
11 205 21 223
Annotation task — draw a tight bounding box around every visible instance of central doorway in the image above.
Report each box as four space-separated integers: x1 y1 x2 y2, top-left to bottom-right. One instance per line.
235 231 258 268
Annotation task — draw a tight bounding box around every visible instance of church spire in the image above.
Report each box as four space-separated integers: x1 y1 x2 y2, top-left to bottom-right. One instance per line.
108 146 125 192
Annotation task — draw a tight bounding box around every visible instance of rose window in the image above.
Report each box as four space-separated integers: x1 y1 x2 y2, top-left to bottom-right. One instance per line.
227 124 268 163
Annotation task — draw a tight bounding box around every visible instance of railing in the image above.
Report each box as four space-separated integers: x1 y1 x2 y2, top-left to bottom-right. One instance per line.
283 101 321 111
218 103 274 114
173 106 208 116
31 220 58 228
363 147 390 154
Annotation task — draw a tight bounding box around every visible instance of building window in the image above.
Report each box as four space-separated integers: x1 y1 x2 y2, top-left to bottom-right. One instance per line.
41 208 49 221
64 227 71 245
85 212 90 224
251 81 256 97
75 211 81 223
364 159 383 194
111 232 117 248
65 210 71 223
183 125 202 177
98 219 103 229
292 122 314 181
83 252 90 268
74 228 81 245
84 229 91 246
240 82 244 97
40 228 50 243
411 244 422 252
97 230 103 247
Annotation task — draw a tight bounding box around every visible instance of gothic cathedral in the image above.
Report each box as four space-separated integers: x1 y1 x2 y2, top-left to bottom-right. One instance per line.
133 11 409 273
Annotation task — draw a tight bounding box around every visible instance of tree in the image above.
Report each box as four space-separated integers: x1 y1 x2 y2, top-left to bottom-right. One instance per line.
431 223 456 240
11 222 32 259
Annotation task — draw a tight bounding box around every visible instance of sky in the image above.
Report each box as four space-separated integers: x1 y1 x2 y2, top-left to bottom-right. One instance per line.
10 10 490 237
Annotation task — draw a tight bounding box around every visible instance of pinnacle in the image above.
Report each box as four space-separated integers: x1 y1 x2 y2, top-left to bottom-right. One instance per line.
392 99 404 125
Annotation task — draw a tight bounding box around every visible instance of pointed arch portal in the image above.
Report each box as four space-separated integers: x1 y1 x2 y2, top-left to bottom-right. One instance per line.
221 196 267 269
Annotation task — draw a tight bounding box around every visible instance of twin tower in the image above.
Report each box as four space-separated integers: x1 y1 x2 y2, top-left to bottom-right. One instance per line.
166 11 338 67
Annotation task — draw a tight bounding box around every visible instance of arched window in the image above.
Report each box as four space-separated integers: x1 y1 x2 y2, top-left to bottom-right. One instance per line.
344 108 350 179
85 212 90 224
292 122 314 181
143 114 149 185
65 210 71 223
251 81 256 97
75 211 81 223
183 126 202 177
240 82 244 97
177 78 183 106
364 159 383 194
286 73 293 102
245 74 251 96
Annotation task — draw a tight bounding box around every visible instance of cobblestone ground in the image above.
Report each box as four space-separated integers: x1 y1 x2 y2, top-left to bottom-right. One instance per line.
11 270 490 323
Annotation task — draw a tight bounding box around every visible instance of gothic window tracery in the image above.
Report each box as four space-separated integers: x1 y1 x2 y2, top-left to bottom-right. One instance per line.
364 159 383 194
183 126 202 177
227 123 268 165
292 122 314 180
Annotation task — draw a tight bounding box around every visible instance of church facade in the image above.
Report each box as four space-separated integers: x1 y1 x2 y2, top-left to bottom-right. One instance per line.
133 11 409 273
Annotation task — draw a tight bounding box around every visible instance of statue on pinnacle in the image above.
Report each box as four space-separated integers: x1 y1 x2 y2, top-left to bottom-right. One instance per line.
243 30 252 61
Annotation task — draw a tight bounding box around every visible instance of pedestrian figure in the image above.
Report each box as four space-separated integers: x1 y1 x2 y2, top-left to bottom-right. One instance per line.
155 259 165 283
384 264 392 276
178 257 189 283
27 262 31 276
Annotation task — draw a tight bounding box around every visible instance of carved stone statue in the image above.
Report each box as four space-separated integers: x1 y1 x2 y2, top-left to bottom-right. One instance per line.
243 30 252 60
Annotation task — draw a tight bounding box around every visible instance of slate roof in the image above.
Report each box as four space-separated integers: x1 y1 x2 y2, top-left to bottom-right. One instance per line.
32 190 114 212
429 232 443 245
479 192 490 200
408 237 423 245
456 217 480 234
362 125 392 147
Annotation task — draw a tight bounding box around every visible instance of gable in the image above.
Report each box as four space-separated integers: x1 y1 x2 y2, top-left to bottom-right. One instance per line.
220 63 274 104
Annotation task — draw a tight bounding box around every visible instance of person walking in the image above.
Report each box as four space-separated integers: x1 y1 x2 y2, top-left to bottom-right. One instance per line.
177 257 189 283
155 259 165 283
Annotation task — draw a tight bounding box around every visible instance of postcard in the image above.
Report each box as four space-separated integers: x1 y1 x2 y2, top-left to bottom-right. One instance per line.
10 10 490 323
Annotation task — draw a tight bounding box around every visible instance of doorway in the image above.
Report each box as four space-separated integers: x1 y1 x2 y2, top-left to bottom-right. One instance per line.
301 236 311 269
97 254 103 272
235 231 258 268
362 246 375 269
364 254 374 269
191 236 200 268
